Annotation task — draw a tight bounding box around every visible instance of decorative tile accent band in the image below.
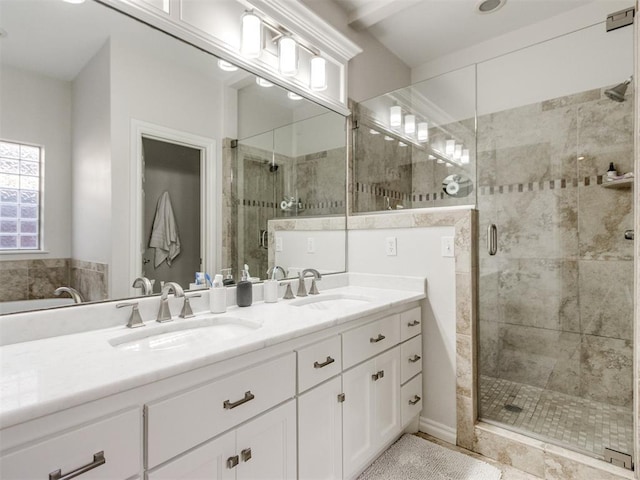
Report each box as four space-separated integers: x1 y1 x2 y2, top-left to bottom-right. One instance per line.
478 175 607 196
239 198 345 210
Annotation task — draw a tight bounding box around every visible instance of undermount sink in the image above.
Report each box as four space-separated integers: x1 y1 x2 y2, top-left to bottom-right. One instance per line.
289 293 374 311
109 316 261 352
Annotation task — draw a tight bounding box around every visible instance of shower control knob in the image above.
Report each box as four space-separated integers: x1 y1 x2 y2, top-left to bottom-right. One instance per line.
624 230 634 240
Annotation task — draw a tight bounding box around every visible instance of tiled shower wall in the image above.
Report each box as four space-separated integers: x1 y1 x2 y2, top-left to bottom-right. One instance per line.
477 88 635 408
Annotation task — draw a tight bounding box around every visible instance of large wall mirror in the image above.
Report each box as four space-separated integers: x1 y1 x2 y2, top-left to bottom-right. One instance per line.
0 0 347 314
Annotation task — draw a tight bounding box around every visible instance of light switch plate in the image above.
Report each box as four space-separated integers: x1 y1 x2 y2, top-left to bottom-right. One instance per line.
441 236 454 257
275 237 283 252
385 236 397 256
307 237 316 253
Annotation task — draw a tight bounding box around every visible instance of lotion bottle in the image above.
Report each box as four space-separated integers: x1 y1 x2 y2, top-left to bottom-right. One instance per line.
210 274 226 314
236 265 253 307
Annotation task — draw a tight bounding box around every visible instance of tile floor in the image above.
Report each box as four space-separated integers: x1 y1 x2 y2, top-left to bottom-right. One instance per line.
479 375 634 459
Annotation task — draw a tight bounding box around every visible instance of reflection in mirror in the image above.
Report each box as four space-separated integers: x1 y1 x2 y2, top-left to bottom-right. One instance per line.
0 0 347 314
442 174 474 198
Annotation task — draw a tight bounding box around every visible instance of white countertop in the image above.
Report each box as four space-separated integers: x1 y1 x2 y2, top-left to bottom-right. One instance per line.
0 279 424 430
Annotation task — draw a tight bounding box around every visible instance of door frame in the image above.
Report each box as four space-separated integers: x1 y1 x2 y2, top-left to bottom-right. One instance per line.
130 120 217 296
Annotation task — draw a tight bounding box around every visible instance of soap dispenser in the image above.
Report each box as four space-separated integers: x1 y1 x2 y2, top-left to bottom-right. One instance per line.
607 162 618 180
236 264 253 307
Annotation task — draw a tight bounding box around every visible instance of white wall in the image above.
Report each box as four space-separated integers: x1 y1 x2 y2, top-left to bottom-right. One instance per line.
72 42 111 265
274 229 347 275
0 66 72 260
348 226 457 440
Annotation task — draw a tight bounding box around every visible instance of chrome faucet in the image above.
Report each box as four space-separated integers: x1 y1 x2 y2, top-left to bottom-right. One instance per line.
156 282 184 322
54 286 84 304
132 276 153 295
296 268 322 297
267 265 287 280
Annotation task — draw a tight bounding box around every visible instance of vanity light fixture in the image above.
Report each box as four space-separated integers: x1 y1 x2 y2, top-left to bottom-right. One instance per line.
398 142 408 147
310 56 327 91
217 59 238 72
369 129 380 135
241 11 262 59
287 91 303 100
63 0 86 3
278 36 298 76
384 135 394 141
417 122 429 142
454 144 462 160
445 139 456 156
404 114 416 135
256 77 274 87
390 106 402 128
461 149 470 164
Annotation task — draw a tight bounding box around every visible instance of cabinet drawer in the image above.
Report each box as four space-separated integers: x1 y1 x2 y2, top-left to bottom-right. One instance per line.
1 408 141 480
342 315 400 369
401 373 423 427
146 353 295 468
400 334 422 384
400 307 422 342
296 336 342 393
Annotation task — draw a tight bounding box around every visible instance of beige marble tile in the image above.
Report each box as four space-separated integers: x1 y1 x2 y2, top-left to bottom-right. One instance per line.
541 89 601 111
456 393 475 451
457 334 474 398
0 263 28 302
27 259 70 299
544 449 633 480
478 320 499 379
72 268 108 302
456 272 473 335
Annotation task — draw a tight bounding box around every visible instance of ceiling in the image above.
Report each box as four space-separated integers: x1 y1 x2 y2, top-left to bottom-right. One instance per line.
330 0 597 67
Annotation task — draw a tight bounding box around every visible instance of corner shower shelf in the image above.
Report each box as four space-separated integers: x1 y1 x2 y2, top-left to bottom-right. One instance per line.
602 177 634 189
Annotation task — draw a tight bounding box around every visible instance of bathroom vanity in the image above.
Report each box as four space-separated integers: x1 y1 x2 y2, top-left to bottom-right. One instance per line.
0 277 425 480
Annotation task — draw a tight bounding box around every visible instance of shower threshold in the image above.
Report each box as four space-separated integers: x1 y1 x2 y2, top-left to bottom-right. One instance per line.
479 375 633 462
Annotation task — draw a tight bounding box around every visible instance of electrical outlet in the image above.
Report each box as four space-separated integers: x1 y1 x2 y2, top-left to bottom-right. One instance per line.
307 237 316 254
385 236 397 256
441 236 454 257
275 237 283 252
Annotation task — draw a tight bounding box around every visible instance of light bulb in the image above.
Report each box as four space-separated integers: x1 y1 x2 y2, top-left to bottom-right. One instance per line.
390 106 402 128
461 149 470 164
287 92 302 100
256 77 273 87
310 56 327 91
445 139 455 156
417 122 429 142
404 115 416 135
217 59 238 72
384 136 394 141
241 11 262 59
398 142 408 147
369 129 380 135
278 36 298 76
454 144 462 160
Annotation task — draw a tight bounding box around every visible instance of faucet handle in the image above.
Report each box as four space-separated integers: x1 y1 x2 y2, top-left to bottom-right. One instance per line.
117 302 145 328
179 293 201 319
296 274 308 297
309 278 320 295
281 282 295 300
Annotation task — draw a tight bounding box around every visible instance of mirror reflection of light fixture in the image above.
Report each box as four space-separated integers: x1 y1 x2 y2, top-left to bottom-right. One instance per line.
384 135 394 141
256 77 273 87
404 115 416 135
278 36 298 76
390 106 402 128
217 59 238 72
398 142 408 147
287 91 302 100
369 129 380 135
310 56 327 91
241 11 262 58
454 144 462 160
63 0 86 3
461 149 470 164
445 139 456 156
417 122 429 142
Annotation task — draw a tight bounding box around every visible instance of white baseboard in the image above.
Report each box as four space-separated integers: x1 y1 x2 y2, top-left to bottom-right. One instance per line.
419 416 457 445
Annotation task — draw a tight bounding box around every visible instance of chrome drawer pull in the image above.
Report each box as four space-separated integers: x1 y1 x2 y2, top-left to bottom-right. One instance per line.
227 455 239 469
409 395 421 405
314 356 335 369
241 448 252 462
371 370 385 381
409 354 421 363
370 334 386 343
49 451 106 480
407 320 420 327
337 393 346 403
223 391 255 409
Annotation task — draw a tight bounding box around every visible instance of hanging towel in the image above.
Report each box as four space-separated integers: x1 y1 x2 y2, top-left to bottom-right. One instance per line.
149 191 181 268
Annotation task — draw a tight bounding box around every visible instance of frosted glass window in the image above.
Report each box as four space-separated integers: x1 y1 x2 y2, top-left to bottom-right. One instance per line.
0 141 41 250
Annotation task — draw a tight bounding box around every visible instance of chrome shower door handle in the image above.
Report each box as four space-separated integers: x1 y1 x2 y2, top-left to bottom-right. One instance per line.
624 230 634 240
488 224 497 255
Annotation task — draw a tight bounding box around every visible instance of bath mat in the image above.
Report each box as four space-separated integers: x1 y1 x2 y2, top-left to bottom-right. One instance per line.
357 434 502 480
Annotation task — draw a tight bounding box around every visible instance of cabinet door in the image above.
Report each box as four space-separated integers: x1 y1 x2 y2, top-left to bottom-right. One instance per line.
147 431 235 480
373 346 401 447
342 358 375 479
235 400 296 480
298 377 342 480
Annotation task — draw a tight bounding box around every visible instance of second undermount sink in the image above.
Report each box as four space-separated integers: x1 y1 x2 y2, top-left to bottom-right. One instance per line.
109 316 261 352
289 293 374 311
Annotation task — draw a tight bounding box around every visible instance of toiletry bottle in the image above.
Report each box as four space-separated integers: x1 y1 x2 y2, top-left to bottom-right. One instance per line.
264 268 279 303
222 268 235 286
210 274 226 314
607 162 617 180
236 266 253 307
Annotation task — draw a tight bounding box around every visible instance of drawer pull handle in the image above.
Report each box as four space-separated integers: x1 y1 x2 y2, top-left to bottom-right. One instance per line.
227 455 239 469
408 320 420 327
409 395 421 406
337 393 346 403
49 451 106 480
224 391 255 410
371 370 385 381
370 334 386 343
314 356 335 369
409 354 421 363
241 448 252 462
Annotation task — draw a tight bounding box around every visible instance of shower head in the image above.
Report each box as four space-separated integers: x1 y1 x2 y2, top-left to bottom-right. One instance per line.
605 76 632 102
269 163 279 173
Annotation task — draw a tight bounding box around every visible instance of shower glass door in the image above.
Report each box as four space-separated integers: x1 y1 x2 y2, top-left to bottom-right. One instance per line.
476 23 635 462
